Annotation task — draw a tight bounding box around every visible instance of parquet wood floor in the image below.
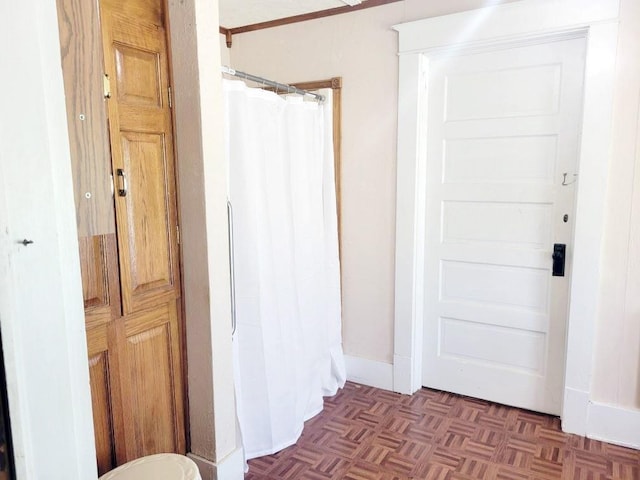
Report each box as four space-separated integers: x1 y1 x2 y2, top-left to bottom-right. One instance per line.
245 382 640 480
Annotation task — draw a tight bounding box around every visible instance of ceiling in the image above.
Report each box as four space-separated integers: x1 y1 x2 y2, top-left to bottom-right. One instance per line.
219 0 364 29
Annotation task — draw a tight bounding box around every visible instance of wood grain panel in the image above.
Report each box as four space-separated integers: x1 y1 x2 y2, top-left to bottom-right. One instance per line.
88 349 116 475
120 132 173 296
56 0 114 236
123 302 185 457
102 0 163 27
79 234 122 329
86 323 120 476
114 45 162 107
79 236 109 310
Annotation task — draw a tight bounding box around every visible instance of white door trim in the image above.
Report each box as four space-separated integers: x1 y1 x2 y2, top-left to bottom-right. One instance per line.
393 0 620 436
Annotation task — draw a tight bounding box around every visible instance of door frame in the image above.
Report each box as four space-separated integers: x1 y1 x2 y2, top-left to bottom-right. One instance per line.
392 0 620 436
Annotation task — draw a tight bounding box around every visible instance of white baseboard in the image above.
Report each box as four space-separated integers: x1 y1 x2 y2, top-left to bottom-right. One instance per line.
188 447 245 480
344 354 393 391
587 401 640 450
562 387 640 450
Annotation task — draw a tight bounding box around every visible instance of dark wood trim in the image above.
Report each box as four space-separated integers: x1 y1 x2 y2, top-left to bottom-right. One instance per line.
219 26 233 48
289 77 342 91
220 0 402 46
230 0 402 34
327 80 343 265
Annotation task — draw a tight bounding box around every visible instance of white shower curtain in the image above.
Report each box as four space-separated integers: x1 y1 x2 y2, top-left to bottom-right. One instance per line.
223 79 346 460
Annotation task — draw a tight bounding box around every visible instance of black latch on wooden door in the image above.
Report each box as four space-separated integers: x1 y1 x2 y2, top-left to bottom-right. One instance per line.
552 244 566 277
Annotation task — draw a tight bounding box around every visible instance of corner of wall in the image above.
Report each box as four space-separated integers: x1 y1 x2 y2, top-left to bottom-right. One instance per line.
587 401 640 449
168 0 241 472
563 387 640 449
188 448 245 480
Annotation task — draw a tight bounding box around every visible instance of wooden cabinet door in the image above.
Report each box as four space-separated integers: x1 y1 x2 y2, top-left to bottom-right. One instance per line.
121 301 185 458
56 0 115 237
101 0 180 316
62 0 185 472
79 235 125 474
99 0 186 463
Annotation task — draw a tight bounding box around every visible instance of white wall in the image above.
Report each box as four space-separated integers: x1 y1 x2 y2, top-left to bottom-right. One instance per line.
592 0 640 410
0 0 97 478
225 0 519 365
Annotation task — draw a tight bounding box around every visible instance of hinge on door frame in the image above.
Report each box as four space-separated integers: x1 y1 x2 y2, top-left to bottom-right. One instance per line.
168 86 172 108
103 73 111 99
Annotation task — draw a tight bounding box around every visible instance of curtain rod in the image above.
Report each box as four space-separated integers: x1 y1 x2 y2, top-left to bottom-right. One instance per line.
221 66 325 102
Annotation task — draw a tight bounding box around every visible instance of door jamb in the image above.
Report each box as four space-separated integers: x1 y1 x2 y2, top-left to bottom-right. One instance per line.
392 0 620 436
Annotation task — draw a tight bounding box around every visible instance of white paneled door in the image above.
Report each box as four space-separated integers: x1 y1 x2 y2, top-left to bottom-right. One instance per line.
422 37 586 415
